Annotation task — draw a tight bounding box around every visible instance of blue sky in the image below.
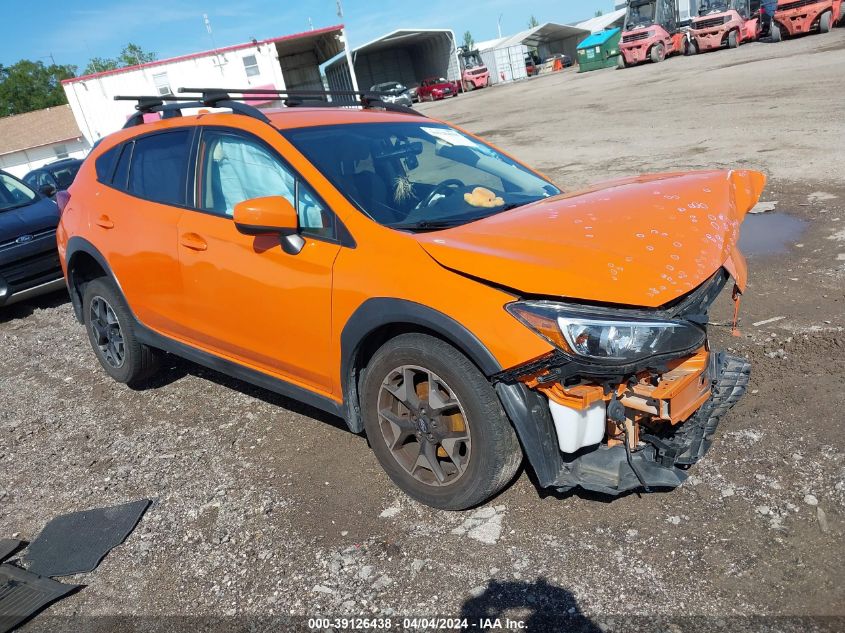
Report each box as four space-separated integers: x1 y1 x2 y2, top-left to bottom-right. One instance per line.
0 0 613 71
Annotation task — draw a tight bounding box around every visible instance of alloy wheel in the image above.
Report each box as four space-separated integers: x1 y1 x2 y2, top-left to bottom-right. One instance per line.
377 365 471 487
89 296 125 369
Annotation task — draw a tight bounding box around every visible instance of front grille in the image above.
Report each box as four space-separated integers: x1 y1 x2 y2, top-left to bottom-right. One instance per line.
694 16 728 29
0 227 56 251
623 31 650 43
0 250 62 292
779 0 820 11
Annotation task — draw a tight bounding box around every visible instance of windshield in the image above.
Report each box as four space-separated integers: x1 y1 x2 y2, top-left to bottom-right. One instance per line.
373 82 404 92
699 0 731 14
462 53 484 68
282 122 560 231
626 1 657 29
49 163 81 189
0 172 37 212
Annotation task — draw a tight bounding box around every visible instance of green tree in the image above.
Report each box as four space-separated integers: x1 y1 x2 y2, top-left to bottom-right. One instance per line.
84 57 120 74
463 31 475 51
594 9 604 17
528 15 540 28
0 60 77 117
118 43 157 67
83 43 157 75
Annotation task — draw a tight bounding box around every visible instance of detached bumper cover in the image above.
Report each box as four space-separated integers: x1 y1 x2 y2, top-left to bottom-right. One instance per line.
497 352 751 496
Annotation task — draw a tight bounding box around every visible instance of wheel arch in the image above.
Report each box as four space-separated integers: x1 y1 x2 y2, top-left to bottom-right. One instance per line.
340 298 502 434
65 237 121 323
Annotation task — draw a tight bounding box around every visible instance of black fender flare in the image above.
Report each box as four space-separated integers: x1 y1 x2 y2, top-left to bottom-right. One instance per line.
340 298 502 433
65 237 122 322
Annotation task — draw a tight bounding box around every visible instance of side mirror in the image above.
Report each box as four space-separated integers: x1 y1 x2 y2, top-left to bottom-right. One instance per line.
40 184 57 198
233 195 304 255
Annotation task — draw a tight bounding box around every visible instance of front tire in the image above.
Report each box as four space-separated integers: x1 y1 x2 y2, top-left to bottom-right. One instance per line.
82 277 159 387
728 30 739 48
361 334 522 510
820 11 832 33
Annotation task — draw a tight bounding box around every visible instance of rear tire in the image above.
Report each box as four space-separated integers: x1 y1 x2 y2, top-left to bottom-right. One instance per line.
820 11 832 33
361 333 522 510
686 39 698 55
617 54 626 69
82 277 159 387
650 42 665 63
771 22 783 41
728 30 739 48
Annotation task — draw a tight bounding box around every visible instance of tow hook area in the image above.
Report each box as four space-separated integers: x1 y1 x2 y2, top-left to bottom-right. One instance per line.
496 351 751 496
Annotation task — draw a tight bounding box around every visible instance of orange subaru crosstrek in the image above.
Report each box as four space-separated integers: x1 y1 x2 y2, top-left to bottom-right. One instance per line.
57 90 761 510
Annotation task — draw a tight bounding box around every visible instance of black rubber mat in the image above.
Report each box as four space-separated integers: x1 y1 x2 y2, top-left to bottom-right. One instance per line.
0 542 23 565
0 563 80 633
23 499 151 577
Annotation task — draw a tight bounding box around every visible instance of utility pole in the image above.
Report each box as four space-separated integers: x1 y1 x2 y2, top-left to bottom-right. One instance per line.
497 14 504 38
336 0 360 93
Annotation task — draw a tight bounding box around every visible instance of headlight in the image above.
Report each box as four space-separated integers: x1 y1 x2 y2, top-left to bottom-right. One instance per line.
506 301 705 364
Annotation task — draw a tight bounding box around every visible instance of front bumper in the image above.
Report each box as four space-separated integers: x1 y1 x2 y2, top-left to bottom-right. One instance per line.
0 236 64 307
497 351 751 495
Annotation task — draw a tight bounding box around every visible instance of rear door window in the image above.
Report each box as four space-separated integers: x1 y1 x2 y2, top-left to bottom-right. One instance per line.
128 130 191 205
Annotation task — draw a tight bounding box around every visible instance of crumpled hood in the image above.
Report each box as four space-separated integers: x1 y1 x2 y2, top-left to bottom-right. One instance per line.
416 170 764 308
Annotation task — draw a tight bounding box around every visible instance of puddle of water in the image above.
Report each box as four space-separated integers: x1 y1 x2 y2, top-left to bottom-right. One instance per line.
738 212 807 256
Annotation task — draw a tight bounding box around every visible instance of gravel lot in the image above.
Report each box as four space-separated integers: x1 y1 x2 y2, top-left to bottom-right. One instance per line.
2 30 844 633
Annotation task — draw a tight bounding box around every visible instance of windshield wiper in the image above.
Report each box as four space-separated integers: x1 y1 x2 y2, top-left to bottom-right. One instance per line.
391 219 466 232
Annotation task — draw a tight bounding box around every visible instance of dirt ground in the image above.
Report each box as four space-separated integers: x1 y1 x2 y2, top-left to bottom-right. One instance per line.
2 30 844 633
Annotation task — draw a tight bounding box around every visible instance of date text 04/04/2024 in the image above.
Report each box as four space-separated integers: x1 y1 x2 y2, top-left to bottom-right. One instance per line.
307 617 527 630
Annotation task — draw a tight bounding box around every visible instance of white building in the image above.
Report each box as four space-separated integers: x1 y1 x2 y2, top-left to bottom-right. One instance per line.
613 1 701 26
0 105 90 178
576 8 627 33
476 23 589 85
62 25 350 144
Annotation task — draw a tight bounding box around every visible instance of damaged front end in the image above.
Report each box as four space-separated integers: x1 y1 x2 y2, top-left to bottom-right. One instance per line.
495 269 751 496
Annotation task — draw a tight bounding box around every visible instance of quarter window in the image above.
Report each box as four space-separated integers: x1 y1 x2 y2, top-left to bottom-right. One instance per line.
242 55 260 77
95 146 120 182
128 131 191 205
112 142 133 190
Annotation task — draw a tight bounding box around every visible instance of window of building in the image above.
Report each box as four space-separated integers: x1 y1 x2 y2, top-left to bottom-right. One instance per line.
152 72 172 96
53 144 69 159
128 131 191 205
242 54 260 77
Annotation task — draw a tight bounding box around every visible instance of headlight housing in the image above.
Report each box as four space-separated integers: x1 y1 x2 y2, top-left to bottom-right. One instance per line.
506 301 706 364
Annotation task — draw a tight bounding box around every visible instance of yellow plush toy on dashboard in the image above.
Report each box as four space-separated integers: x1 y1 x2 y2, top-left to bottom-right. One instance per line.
464 186 504 208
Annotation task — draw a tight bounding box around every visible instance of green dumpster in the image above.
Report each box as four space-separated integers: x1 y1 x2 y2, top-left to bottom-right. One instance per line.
576 28 622 73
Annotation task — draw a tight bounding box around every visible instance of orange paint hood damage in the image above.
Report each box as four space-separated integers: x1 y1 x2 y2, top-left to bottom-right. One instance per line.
416 170 765 307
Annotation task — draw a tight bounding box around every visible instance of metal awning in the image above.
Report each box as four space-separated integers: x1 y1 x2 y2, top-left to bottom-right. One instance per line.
477 22 590 52
272 24 345 64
